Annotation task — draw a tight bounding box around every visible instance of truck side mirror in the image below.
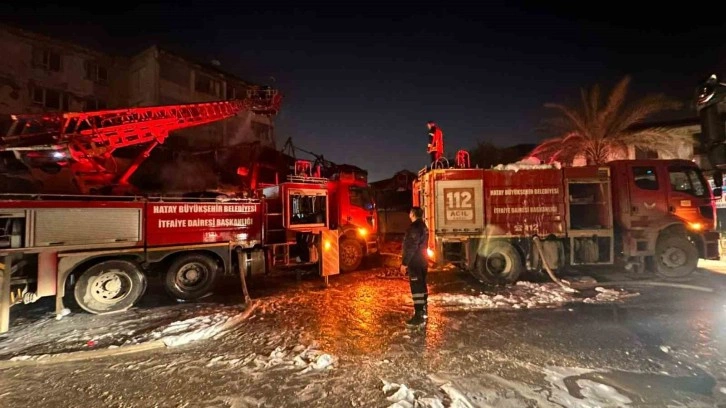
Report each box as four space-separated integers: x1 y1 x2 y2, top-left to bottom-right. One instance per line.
713 187 723 198
713 170 723 187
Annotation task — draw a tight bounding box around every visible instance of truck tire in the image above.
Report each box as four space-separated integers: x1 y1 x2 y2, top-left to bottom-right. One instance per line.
473 241 524 285
73 260 147 314
654 234 698 280
164 253 220 301
339 238 363 272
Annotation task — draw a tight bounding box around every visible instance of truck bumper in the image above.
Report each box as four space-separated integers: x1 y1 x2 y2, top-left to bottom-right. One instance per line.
704 231 720 260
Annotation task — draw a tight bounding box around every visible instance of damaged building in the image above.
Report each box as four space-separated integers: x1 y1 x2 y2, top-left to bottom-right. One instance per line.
127 46 275 149
0 25 125 115
0 24 281 194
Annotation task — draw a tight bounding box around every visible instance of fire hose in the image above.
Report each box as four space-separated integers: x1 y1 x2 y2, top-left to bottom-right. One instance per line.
532 236 577 292
531 236 717 294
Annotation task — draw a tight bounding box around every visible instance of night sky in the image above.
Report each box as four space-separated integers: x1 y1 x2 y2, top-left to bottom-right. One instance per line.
2 3 726 181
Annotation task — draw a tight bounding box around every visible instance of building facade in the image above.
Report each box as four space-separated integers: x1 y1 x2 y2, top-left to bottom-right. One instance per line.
0 25 126 115
566 118 701 167
127 46 275 149
0 25 276 150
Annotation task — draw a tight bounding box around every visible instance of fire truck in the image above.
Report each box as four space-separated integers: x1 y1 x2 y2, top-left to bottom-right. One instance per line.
0 88 341 333
279 140 378 271
237 139 379 272
413 152 721 284
322 162 378 272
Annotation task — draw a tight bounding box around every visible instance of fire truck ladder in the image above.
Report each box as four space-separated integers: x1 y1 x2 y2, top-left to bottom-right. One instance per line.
0 87 282 194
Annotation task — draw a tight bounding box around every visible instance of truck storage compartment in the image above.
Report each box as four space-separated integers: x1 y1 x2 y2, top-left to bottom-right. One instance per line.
32 208 142 247
566 173 614 265
567 182 611 230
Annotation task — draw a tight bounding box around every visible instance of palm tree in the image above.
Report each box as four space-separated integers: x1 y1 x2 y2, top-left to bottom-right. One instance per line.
530 76 691 165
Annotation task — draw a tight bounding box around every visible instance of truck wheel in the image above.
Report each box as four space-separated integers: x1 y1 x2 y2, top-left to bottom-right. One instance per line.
339 238 363 272
73 260 147 314
654 234 698 280
473 242 523 285
164 254 219 301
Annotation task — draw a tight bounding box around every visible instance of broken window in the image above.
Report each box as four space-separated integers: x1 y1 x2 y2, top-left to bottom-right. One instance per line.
82 98 107 111
251 121 273 144
229 85 248 100
634 147 658 159
30 87 70 111
84 61 109 84
159 58 190 87
194 73 220 96
32 48 62 72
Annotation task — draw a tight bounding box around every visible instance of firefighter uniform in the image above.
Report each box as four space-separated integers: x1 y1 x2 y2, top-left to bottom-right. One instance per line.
427 123 444 162
401 216 429 326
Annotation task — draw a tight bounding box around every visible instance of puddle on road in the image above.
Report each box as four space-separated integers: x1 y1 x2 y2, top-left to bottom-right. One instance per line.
561 369 716 402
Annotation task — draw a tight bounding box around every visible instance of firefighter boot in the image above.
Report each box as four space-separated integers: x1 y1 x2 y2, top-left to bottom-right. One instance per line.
406 304 425 327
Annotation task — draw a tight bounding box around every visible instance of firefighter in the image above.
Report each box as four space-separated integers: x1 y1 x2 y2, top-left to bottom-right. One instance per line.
427 121 444 162
400 206 429 327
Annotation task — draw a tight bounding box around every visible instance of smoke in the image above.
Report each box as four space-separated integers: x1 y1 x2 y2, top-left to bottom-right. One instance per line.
157 153 220 192
226 110 256 147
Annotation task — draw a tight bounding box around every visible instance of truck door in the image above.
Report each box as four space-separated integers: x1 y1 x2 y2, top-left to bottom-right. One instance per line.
627 164 669 225
664 164 712 228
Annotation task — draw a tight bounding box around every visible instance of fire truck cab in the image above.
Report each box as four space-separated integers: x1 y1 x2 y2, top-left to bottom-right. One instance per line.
413 156 719 284
237 159 340 281
325 164 378 272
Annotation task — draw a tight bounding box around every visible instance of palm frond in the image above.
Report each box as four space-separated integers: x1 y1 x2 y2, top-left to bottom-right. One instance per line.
618 127 695 158
598 76 631 127
580 85 600 126
543 103 589 137
534 75 688 166
531 132 587 164
610 94 682 136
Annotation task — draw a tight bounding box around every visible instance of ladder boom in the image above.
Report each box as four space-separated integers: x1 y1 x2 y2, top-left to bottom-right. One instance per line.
0 87 282 194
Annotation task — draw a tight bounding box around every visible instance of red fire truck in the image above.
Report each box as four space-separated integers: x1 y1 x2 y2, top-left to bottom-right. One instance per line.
0 88 341 333
323 163 378 272
413 152 721 284
242 139 379 272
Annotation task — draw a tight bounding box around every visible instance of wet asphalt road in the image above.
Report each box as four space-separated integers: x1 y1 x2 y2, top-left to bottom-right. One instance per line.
2 265 726 407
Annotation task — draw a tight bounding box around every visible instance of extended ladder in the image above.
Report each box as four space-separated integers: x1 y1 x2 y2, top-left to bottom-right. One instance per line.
0 87 282 194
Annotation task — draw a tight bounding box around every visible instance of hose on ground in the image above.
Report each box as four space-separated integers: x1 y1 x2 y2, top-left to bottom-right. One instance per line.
531 237 716 294
532 236 577 292
571 280 716 293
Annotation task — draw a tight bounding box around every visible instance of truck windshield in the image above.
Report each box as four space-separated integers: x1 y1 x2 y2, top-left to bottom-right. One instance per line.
668 166 708 197
349 186 374 210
